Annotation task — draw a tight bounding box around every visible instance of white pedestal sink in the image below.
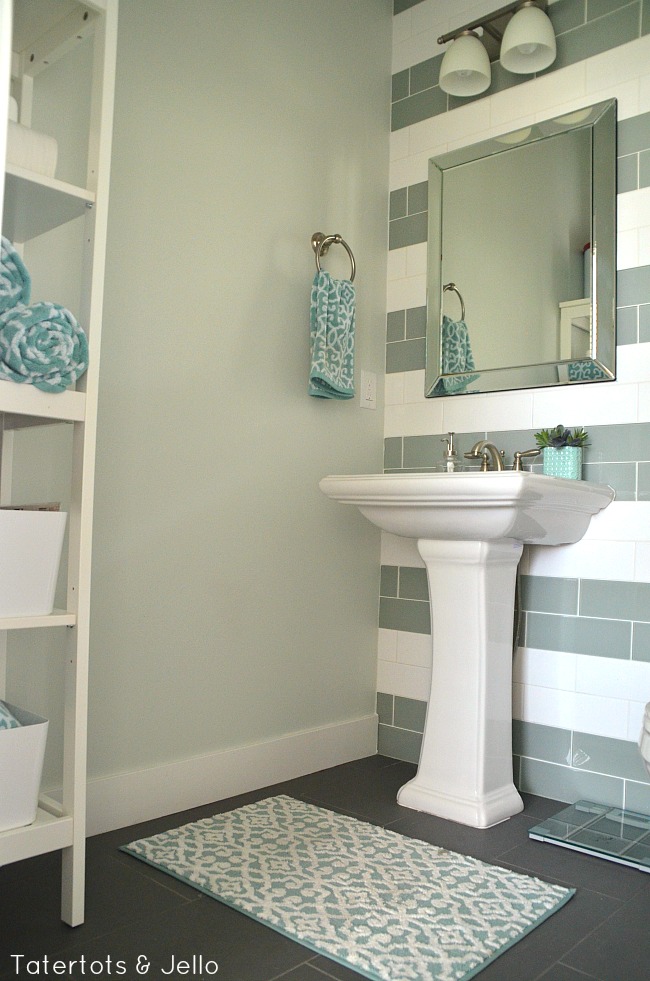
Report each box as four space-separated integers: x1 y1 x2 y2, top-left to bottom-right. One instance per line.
319 471 615 828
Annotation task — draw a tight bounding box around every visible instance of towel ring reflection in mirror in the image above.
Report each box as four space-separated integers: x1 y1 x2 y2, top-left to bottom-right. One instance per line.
443 282 465 321
311 232 356 282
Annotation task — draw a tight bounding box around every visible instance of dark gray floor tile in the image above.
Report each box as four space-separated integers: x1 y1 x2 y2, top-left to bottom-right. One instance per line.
537 964 603 981
563 895 650 980
390 809 539 863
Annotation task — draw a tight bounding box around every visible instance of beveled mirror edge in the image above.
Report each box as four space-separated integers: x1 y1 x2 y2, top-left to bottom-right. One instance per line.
425 98 617 399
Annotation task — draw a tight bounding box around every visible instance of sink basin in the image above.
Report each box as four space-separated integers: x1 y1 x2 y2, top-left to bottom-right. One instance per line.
319 470 615 544
320 470 615 828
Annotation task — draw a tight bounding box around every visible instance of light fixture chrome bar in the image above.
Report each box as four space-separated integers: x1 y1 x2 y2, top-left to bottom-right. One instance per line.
437 0 547 47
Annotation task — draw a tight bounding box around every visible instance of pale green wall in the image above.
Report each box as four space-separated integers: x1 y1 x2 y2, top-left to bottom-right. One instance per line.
84 1 391 775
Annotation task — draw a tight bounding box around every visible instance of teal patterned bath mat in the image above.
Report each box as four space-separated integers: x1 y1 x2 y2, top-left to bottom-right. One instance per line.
122 795 573 981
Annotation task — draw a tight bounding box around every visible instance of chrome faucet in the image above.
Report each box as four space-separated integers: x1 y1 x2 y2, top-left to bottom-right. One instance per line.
464 440 505 471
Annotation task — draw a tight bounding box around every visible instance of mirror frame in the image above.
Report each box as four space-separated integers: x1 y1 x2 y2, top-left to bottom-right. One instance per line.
425 98 617 398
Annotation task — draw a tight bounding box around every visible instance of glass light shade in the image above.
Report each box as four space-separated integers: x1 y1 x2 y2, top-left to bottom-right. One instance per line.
439 33 490 97
501 5 556 74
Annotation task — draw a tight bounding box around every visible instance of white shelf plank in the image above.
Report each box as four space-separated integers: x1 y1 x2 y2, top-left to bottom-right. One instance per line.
3 166 94 241
0 383 85 424
0 808 73 865
0 609 76 631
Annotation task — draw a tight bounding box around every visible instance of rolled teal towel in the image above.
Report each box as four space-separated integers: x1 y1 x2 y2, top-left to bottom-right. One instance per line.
0 701 21 730
567 360 607 381
0 301 89 393
0 236 31 314
431 316 479 395
309 270 355 399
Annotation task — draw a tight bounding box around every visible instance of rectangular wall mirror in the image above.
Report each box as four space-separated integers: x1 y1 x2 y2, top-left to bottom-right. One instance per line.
425 99 617 398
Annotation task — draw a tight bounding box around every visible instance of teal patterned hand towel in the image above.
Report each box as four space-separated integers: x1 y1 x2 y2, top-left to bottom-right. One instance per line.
0 301 89 393
431 315 479 395
309 270 355 399
0 237 31 314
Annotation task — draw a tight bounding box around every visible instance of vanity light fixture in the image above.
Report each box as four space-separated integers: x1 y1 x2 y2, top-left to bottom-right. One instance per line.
438 0 556 97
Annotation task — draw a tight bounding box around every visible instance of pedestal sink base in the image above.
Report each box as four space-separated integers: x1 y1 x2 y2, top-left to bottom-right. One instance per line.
397 779 523 829
399 538 525 829
318 472 615 831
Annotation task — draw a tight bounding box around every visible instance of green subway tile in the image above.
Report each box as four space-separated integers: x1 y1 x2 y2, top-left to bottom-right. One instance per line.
391 86 447 132
394 695 427 733
385 338 426 373
407 181 428 216
526 611 631 658
391 70 410 104
389 211 428 250
584 422 650 462
520 575 579 615
405 305 427 339
617 153 639 193
644 0 650 35
387 309 405 343
618 110 650 156
403 435 439 470
378 723 422 764
519 757 624 807
640 149 650 188
376 692 393 727
582 461 636 500
588 0 641 21
399 567 428 601
617 265 650 306
379 596 431 634
641 304 650 341
393 0 422 14
633 620 650 660
639 462 650 502
553 2 639 70
380 565 398 597
573 731 649 783
616 305 638 344
548 0 586 35
410 56 441 96
580 579 650 622
389 187 407 221
384 437 402 471
512 719 572 766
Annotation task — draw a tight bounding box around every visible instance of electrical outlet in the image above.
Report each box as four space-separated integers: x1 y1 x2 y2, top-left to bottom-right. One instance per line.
360 370 377 410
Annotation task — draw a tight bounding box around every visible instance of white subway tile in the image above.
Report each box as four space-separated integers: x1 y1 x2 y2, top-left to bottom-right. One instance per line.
490 63 586 129
403 369 427 404
397 630 432 668
583 502 650 541
406 242 428 278
618 187 650 233
617 228 638 270
392 7 413 49
524 539 636 581
639 383 650 421
385 372 405 406
576 655 650 701
378 628 398 663
640 226 650 268
390 155 412 193
387 248 407 282
443 389 533 433
627 700 647 741
573 692 629 740
634 543 650 583
381 531 423 568
515 683 577 729
584 34 650 93
532 382 639 427
386 275 426 312
514 647 577 691
617 343 650 384
379 659 432 701
390 128 410 164
385 399 443 438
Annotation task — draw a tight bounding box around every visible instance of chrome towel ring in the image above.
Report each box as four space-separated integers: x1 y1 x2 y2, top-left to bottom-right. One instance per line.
443 282 465 321
311 232 356 282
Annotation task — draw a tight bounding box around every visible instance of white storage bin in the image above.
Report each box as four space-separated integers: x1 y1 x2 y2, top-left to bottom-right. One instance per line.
0 701 48 832
0 510 66 617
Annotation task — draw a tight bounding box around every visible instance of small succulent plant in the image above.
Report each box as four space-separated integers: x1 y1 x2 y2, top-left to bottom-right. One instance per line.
534 424 589 448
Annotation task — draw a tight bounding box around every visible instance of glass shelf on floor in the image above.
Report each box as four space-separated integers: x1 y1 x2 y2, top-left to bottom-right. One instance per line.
529 800 650 873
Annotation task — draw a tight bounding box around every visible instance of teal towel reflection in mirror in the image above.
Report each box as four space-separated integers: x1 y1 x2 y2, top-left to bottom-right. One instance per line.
431 316 479 395
567 360 607 381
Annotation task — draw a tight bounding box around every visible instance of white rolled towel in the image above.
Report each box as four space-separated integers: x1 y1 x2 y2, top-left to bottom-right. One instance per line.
6 120 58 178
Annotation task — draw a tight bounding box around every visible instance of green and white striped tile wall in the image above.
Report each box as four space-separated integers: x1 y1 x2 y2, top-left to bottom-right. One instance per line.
379 0 650 809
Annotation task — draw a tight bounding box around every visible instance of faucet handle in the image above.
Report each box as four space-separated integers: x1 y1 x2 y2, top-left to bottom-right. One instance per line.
513 448 541 471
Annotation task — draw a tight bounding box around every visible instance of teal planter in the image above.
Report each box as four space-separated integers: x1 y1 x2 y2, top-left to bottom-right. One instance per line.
543 445 583 480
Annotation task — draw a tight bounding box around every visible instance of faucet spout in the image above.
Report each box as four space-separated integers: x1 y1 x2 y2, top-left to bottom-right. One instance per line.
464 440 505 471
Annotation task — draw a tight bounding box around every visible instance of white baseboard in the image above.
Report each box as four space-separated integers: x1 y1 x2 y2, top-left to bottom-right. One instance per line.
86 713 378 836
